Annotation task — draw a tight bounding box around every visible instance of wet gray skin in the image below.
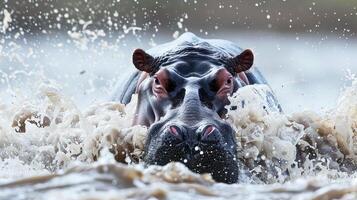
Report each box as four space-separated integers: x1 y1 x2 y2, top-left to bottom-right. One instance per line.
114 33 272 183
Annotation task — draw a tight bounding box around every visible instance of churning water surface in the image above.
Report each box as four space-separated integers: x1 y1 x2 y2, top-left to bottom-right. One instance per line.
0 32 357 200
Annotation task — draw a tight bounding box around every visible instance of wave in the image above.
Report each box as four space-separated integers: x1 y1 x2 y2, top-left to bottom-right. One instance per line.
0 77 356 199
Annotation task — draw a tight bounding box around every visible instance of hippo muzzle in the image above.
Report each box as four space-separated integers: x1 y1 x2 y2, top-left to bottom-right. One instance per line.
129 43 255 183
144 102 239 183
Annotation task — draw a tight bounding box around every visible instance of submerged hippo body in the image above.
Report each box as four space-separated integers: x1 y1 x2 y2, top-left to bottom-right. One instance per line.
113 32 279 183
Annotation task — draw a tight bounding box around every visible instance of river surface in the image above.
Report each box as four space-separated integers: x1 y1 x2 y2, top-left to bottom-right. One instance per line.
0 32 357 199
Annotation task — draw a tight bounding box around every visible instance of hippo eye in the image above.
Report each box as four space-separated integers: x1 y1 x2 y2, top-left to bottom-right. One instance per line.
154 77 160 85
226 78 232 84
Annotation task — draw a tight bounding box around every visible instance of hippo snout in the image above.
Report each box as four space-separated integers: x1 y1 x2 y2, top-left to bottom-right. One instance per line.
144 119 239 183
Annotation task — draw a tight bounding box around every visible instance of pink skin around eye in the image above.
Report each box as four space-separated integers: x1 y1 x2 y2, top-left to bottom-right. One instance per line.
152 69 169 98
215 69 234 98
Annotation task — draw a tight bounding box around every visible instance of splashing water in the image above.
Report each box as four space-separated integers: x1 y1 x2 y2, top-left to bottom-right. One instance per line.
1 0 357 198
0 74 356 199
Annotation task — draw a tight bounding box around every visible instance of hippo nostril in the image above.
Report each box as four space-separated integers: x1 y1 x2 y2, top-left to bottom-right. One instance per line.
198 124 222 144
169 125 179 136
198 124 219 142
167 125 183 140
203 125 215 137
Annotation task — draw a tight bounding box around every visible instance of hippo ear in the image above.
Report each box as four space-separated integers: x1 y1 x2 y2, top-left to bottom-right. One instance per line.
232 49 254 73
132 48 156 73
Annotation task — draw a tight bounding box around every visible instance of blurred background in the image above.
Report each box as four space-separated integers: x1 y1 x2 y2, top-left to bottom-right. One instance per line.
0 0 356 113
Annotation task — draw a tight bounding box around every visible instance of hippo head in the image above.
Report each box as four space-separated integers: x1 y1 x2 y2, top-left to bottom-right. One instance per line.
132 45 254 183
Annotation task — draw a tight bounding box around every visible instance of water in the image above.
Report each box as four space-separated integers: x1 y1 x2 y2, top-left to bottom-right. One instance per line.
1 163 357 200
0 32 357 199
0 80 356 199
2 32 356 112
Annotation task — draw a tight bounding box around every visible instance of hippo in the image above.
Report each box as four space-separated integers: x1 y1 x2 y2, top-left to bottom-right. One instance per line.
112 32 279 183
